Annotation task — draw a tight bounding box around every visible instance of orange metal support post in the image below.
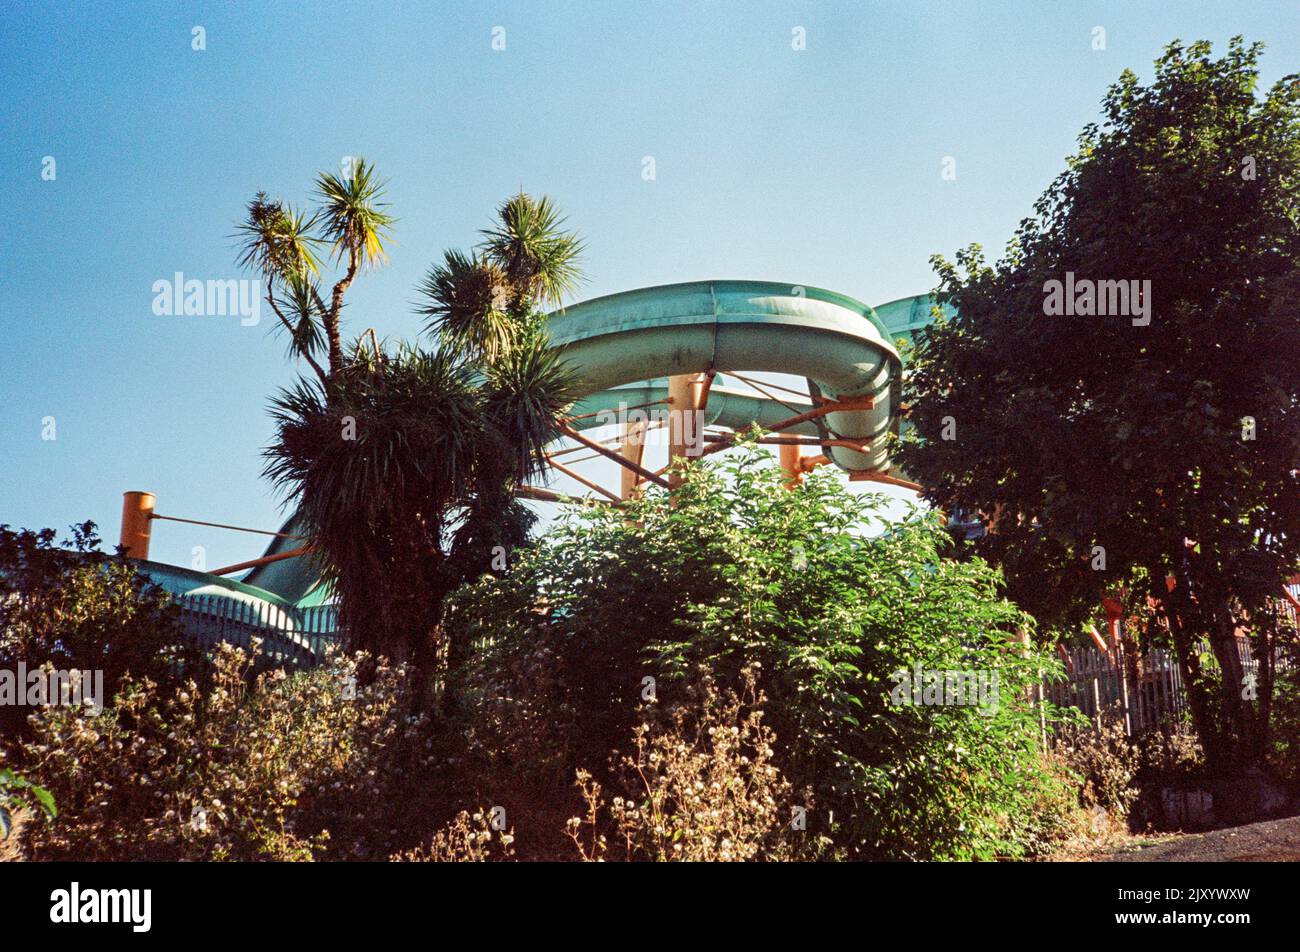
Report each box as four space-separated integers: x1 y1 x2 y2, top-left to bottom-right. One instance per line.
667 372 709 488
779 442 803 488
620 418 648 499
119 491 155 559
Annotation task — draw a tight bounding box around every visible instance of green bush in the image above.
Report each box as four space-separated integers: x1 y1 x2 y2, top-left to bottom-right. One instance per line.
0 767 56 844
0 521 191 738
447 446 1071 860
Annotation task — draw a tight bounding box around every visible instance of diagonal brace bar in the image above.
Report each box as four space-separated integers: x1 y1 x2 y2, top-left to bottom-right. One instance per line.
558 423 671 489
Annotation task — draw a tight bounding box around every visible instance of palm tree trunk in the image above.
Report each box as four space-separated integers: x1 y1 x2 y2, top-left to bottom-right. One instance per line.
326 248 360 376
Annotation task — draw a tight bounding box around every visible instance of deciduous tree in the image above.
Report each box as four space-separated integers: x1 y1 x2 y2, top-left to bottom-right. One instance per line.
902 39 1300 813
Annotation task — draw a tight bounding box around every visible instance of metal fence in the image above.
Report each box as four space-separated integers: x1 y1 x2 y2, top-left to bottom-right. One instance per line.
1042 643 1193 736
175 593 342 669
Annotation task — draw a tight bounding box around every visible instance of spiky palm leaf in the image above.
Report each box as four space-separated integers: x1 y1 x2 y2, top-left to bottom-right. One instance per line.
479 333 578 487
415 249 517 360
235 193 322 280
480 192 584 308
314 158 395 268
271 271 326 362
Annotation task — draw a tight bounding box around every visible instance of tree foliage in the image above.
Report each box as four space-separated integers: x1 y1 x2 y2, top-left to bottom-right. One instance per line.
901 39 1300 792
447 446 1070 860
260 187 583 671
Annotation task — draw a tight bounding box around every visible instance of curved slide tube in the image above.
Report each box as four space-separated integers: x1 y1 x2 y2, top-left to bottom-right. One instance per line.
567 379 818 436
549 280 901 472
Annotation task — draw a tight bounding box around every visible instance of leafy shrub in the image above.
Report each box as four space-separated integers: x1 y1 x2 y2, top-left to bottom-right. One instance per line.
1050 711 1210 834
567 666 816 862
15 644 436 861
1003 753 1092 858
448 445 1069 860
0 767 56 847
0 521 193 738
1137 725 1205 786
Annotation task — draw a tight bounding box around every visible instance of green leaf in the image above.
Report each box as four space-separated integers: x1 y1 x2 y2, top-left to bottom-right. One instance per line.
29 785 56 820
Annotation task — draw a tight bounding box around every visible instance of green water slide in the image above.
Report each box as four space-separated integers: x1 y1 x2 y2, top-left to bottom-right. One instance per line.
552 280 902 472
134 557 337 664
234 285 941 608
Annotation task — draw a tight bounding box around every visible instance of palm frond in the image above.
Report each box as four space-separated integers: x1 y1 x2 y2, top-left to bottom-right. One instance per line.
270 271 326 362
235 193 322 280
480 333 578 485
264 345 485 561
314 157 395 268
415 249 517 359
479 192 585 308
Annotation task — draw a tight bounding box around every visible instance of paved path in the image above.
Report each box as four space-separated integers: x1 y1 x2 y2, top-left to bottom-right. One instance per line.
1106 815 1300 861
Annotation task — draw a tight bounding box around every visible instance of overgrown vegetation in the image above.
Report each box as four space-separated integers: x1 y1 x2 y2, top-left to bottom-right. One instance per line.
12 645 437 861
566 666 814 862
901 38 1300 816
446 446 1076 860
1 451 1095 861
0 768 55 845
0 522 192 738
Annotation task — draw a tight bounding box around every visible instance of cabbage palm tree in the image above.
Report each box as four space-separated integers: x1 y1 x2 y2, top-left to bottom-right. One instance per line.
261 188 582 682
235 158 393 381
415 249 515 360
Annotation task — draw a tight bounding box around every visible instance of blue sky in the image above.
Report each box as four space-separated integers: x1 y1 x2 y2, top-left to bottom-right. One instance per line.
2 1 1297 570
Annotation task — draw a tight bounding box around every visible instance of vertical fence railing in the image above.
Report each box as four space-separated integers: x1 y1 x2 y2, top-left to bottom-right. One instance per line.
1041 634 1290 740
174 594 342 669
